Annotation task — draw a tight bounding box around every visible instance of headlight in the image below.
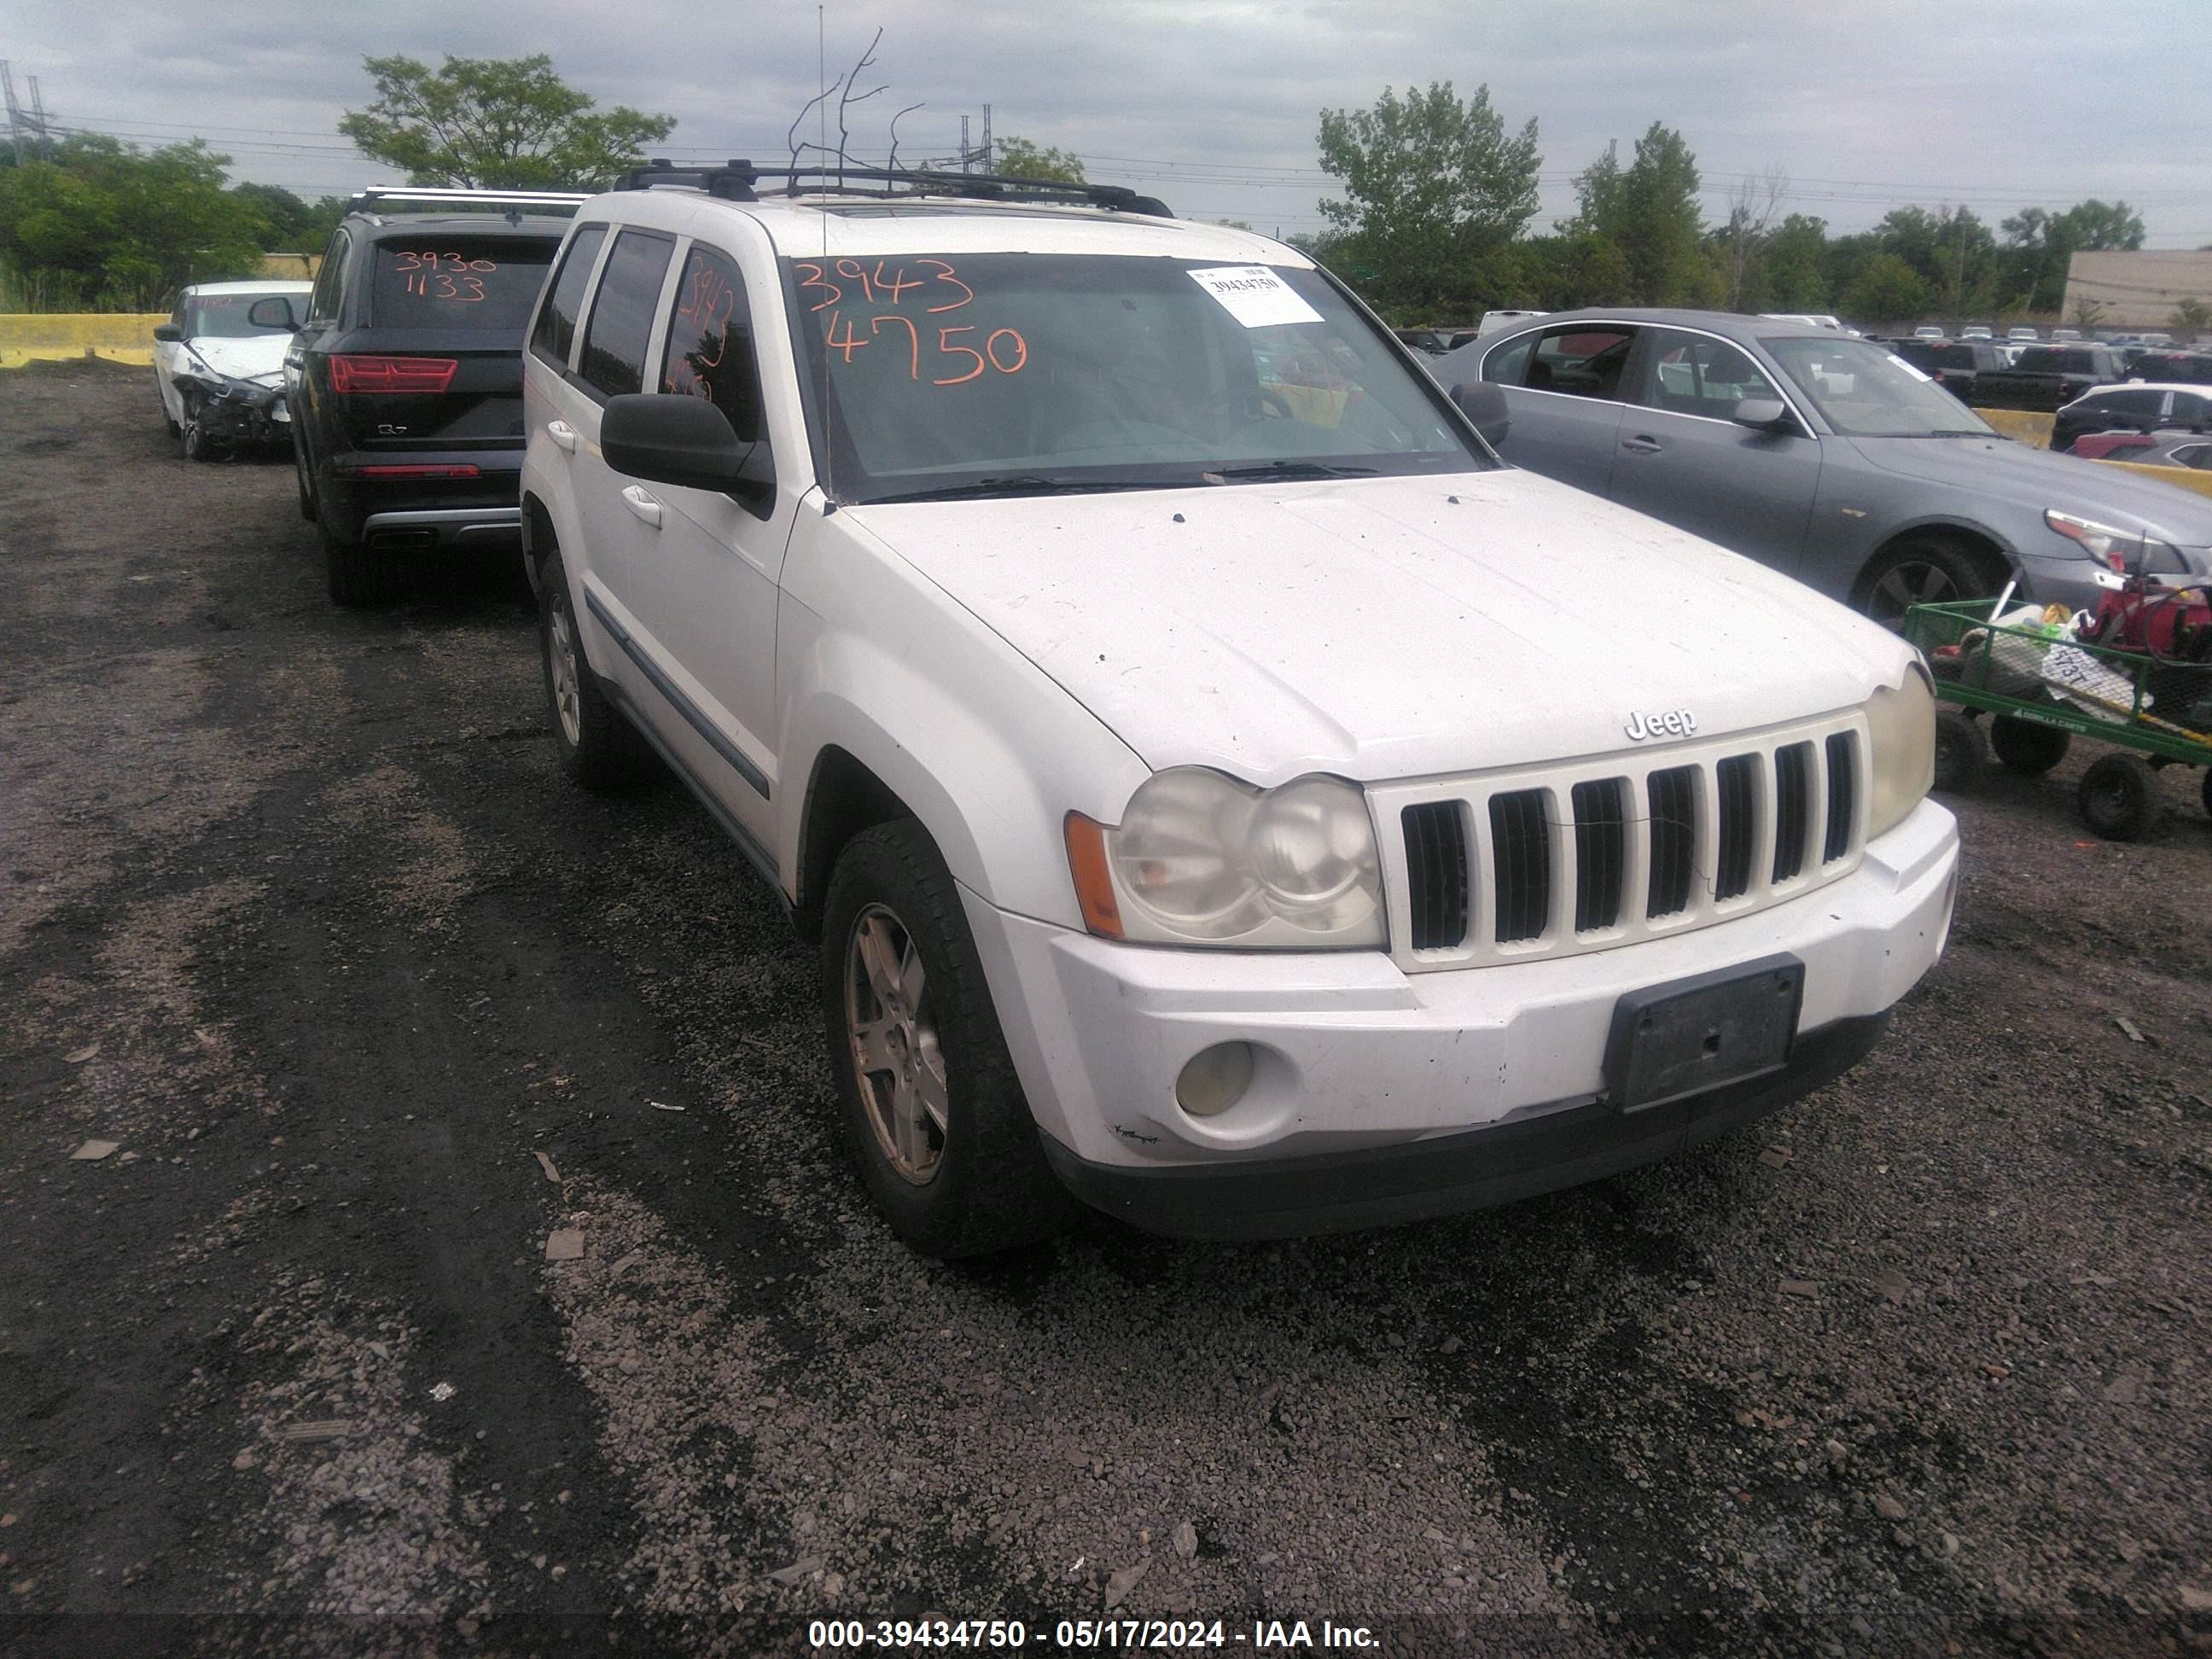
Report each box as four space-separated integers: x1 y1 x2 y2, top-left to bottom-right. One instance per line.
2046 509 2187 573
1865 669 1935 838
1064 768 1385 948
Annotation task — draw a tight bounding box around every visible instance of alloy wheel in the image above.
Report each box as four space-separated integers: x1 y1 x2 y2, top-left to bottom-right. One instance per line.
843 904 948 1184
1868 560 1960 629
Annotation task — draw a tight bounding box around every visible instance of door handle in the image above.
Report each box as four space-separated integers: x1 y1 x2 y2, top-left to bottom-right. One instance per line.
1621 434 1663 454
621 486 663 529
547 420 578 453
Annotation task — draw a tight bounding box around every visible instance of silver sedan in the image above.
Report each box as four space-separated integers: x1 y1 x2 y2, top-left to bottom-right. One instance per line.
1437 310 2212 624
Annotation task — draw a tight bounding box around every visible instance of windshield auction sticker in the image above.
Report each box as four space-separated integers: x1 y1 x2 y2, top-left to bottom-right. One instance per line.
1187 265 1324 329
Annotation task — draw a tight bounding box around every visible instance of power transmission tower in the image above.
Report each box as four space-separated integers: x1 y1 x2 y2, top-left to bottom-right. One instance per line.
2 62 26 164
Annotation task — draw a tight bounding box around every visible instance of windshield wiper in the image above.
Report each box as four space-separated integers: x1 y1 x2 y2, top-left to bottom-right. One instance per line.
863 475 1194 504
1914 429 1995 439
1202 461 1378 482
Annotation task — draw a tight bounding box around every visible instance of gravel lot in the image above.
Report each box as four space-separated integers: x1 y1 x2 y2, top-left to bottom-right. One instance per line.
3 361 2209 1656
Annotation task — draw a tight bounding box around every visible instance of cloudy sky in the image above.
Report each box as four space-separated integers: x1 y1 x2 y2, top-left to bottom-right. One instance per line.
9 0 2209 246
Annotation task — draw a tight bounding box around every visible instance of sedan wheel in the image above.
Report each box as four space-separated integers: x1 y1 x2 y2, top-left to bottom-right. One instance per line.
844 904 949 1185
179 394 212 462
1857 538 1991 632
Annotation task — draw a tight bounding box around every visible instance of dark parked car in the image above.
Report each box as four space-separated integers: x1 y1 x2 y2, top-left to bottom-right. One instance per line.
1392 328 1451 354
2123 350 2212 386
1436 308 2212 624
276 187 585 604
2050 382 2212 453
1886 337 2011 404
1970 343 2123 412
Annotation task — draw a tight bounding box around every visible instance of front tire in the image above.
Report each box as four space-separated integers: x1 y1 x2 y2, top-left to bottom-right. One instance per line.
178 393 212 462
820 820 1075 1258
538 550 649 789
1855 537 1995 631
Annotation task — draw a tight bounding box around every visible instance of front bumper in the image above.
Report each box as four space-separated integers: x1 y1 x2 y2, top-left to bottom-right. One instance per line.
1045 1012 1888 1240
963 798 1957 1231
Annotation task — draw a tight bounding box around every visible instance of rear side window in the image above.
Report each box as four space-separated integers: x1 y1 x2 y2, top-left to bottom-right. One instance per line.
1480 332 1536 386
370 236 556 332
531 225 607 370
661 243 765 443
578 230 676 399
1526 327 1634 399
309 230 349 324
2171 393 2210 424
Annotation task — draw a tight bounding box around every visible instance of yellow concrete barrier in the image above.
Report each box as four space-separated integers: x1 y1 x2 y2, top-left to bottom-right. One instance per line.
0 313 167 370
2101 460 2212 498
1972 407 2054 448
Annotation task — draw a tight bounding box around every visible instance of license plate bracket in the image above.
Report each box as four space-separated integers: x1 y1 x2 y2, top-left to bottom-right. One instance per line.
1603 954 1804 1114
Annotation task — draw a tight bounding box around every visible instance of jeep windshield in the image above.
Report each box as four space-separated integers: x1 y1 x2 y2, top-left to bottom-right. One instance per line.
1765 336 1998 439
783 253 1487 502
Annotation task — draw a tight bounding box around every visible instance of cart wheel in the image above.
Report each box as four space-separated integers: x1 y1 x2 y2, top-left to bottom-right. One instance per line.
1932 709 1986 794
2078 753 2161 841
1990 715 2071 777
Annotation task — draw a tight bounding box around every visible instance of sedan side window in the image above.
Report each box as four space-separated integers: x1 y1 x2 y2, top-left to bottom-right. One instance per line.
2169 393 2209 426
1480 332 1535 387
661 243 765 443
578 230 677 401
1526 327 1634 399
2095 389 2165 418
1636 330 1783 421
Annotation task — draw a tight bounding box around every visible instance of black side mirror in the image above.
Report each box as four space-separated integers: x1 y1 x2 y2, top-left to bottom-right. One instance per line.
1732 398 1793 433
247 297 302 332
602 393 775 507
1449 381 1511 449
152 323 183 344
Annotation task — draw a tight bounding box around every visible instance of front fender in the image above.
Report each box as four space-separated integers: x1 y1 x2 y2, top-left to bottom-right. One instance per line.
774 503 1152 928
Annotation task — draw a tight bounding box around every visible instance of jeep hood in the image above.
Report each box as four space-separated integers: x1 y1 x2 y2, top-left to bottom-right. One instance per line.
1848 434 2212 548
178 335 288 387
847 472 1914 785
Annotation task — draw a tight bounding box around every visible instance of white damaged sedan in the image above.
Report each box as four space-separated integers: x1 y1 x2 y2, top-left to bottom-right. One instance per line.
152 280 313 459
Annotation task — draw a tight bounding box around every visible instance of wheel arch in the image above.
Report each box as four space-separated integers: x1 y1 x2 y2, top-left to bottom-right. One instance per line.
790 745 917 941
1850 521 2015 608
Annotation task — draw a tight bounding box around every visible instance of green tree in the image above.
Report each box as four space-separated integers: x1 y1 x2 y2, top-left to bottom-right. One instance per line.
1567 125 1708 305
0 134 267 307
1315 81 1540 314
339 55 675 190
2000 200 2142 314
2172 298 2211 334
1750 213 1831 311
228 182 345 251
1842 251 1934 323
994 136 1086 183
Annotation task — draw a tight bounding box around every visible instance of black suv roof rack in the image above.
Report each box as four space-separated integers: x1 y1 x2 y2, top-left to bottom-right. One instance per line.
613 159 1173 219
343 186 591 222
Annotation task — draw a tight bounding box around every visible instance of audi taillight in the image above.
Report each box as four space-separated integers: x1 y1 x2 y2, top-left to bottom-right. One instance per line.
329 355 457 394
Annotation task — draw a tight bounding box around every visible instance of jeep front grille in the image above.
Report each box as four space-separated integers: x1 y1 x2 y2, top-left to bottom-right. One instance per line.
1373 713 1869 972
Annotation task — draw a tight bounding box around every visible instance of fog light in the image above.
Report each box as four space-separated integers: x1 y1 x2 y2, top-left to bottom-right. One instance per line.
1176 1042 1255 1117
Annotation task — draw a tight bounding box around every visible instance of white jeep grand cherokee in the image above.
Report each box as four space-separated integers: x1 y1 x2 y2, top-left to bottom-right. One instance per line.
519 162 1958 1256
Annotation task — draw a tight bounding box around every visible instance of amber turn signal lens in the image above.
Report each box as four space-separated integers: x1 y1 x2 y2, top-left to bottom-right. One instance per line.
1062 812 1123 940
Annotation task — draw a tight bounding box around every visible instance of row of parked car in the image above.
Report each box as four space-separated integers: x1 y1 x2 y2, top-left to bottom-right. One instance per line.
135 171 1994 1256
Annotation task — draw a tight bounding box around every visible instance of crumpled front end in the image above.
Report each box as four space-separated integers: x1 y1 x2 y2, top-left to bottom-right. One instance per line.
172 370 286 448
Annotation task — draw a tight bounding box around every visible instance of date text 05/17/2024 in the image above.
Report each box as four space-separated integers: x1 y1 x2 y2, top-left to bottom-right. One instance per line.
807 1619 1379 1650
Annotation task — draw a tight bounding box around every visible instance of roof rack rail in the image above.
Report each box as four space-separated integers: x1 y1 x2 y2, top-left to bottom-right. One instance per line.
613 158 1173 219
344 186 591 218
